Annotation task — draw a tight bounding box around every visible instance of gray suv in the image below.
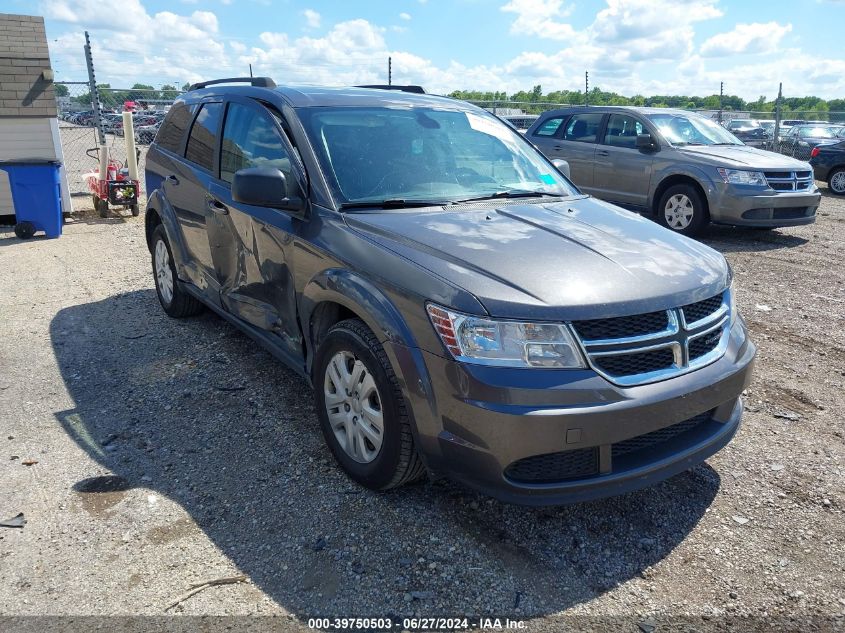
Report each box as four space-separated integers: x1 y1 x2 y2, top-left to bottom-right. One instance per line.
526 106 820 236
144 79 755 505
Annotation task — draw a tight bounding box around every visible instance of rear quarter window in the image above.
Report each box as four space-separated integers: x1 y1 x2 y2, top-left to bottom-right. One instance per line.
533 116 565 137
155 103 197 153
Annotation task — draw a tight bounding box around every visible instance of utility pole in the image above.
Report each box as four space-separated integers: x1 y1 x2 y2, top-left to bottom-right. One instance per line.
774 82 783 147
718 81 724 124
585 71 589 106
84 30 108 182
388 56 392 86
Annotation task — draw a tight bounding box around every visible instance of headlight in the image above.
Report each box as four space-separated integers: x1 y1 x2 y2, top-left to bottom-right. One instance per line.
426 304 585 368
717 168 767 186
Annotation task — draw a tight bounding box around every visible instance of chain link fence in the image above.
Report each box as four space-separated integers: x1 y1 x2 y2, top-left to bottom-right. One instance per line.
56 83 182 205
53 84 843 205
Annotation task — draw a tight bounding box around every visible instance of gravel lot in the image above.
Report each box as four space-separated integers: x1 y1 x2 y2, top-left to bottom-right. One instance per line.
0 190 843 632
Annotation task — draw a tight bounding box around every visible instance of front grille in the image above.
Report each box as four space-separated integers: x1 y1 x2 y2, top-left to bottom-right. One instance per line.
681 293 724 324
689 331 721 360
571 292 730 386
594 348 675 377
504 410 716 485
505 447 599 483
773 207 813 219
571 311 668 341
612 410 713 458
763 170 814 192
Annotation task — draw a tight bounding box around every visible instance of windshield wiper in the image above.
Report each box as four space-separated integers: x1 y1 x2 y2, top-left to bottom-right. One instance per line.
452 190 567 204
339 198 446 210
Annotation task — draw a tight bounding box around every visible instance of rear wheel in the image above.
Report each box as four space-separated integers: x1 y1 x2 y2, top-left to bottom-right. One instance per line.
151 224 203 318
14 221 36 239
829 168 845 195
314 318 425 490
97 197 109 218
657 184 709 237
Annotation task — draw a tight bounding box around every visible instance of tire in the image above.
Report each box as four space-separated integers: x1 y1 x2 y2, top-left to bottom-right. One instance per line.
314 318 425 491
151 224 204 318
97 197 109 218
657 184 709 237
130 204 140 217
829 168 845 195
14 221 36 239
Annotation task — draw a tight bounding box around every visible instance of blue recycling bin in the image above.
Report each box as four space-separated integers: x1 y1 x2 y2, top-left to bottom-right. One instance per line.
0 160 63 239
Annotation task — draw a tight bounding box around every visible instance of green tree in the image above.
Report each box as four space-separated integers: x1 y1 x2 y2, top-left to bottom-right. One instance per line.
54 83 69 97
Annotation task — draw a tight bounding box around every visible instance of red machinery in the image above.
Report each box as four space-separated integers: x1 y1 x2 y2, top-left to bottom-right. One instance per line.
84 148 140 217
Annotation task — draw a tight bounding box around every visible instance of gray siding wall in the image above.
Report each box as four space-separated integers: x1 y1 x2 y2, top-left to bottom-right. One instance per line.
0 118 57 215
0 14 57 117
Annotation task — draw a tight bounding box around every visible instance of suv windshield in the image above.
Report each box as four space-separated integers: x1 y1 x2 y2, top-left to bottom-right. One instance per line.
797 126 837 138
647 112 742 146
298 106 578 205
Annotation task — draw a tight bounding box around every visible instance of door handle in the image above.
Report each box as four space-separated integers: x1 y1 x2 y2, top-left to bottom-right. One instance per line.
596 150 609 156
167 175 180 185
207 198 229 215
553 145 563 150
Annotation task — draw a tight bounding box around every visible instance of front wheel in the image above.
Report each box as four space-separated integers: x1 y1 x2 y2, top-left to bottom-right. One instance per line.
829 168 845 195
657 184 709 237
314 318 425 490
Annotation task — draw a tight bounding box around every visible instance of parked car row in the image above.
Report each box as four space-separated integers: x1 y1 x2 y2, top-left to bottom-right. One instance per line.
60 109 166 143
524 106 822 236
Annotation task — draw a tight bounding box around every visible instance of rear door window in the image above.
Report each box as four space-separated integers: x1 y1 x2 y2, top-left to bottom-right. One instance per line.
562 113 604 143
184 102 223 172
155 102 197 153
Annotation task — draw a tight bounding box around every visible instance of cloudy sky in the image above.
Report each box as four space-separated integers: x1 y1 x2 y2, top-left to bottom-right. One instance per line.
7 0 845 99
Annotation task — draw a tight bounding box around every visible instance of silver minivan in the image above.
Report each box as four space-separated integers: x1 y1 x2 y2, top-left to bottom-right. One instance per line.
526 106 821 236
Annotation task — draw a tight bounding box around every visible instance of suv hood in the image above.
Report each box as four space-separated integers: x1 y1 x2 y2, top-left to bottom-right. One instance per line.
677 144 811 169
345 197 729 321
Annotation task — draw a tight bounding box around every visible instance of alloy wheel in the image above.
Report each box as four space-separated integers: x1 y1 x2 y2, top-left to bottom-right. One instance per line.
831 171 845 194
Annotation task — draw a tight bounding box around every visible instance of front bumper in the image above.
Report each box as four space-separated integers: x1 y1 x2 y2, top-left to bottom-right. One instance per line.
708 184 820 227
400 320 755 505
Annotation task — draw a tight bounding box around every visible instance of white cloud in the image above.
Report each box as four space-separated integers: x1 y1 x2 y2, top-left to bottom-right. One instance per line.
700 22 793 57
501 0 576 40
302 8 321 29
399 12 411 20
39 0 845 101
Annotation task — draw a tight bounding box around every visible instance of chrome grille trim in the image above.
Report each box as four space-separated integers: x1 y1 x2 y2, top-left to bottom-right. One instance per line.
764 170 814 193
572 291 731 387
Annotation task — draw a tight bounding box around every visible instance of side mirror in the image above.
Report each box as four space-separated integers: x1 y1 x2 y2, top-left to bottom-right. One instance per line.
636 133 658 151
232 167 306 216
552 158 571 179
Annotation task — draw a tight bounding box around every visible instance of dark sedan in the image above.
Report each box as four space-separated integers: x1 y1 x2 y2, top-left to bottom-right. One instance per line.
780 125 841 159
810 140 845 194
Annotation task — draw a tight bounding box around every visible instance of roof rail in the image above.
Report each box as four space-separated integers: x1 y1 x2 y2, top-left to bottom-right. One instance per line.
356 84 426 94
188 77 276 91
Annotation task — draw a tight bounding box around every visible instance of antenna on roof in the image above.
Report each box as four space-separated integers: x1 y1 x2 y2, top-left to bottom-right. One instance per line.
249 64 253 78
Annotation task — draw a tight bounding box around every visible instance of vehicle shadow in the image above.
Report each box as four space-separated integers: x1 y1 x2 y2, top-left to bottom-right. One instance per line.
50 290 720 619
700 224 809 253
